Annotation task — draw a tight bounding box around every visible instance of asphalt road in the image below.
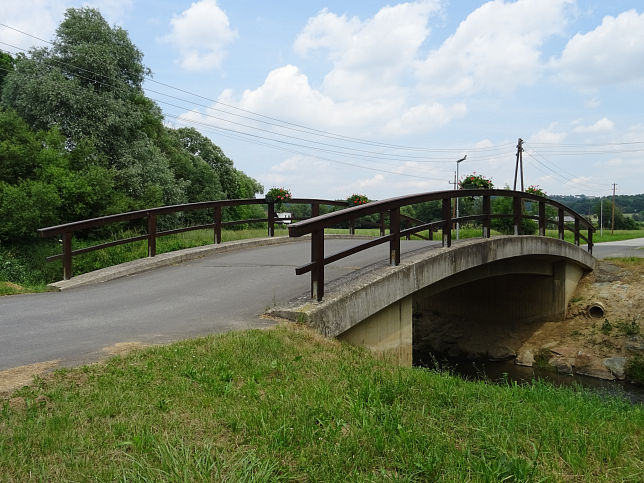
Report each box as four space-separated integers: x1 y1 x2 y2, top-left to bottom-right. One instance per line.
0 238 439 371
587 237 644 259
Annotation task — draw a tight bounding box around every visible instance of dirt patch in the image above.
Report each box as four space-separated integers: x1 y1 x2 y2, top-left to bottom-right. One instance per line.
101 341 151 356
0 360 61 395
517 259 644 379
0 281 26 294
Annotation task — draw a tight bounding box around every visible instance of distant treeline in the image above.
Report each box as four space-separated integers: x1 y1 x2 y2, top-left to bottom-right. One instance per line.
550 194 644 216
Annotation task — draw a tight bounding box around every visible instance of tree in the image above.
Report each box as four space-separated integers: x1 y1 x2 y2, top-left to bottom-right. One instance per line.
593 200 639 230
490 187 537 235
2 8 152 159
0 52 14 90
0 7 263 243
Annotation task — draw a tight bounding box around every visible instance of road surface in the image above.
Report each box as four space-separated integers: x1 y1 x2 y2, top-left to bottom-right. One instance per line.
0 239 439 371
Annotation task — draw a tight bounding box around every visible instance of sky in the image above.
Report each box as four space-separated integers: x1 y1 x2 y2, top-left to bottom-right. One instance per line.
2 0 644 200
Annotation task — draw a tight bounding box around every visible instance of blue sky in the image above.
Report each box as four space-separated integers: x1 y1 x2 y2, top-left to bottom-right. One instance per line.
2 0 644 200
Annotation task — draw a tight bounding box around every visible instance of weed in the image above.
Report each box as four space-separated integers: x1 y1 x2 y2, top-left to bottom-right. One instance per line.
533 348 554 371
601 319 613 335
616 319 641 336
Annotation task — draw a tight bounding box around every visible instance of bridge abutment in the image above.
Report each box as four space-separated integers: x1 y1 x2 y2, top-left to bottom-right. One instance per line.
338 295 413 365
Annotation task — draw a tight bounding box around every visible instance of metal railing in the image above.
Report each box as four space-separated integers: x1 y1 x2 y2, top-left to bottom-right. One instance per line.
288 189 595 301
38 198 348 280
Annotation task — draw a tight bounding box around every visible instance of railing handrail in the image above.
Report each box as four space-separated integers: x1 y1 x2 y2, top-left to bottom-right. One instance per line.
287 189 595 301
37 197 348 237
38 197 351 280
289 189 594 237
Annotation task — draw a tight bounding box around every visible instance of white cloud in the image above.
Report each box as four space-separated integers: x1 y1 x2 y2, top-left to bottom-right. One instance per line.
295 1 441 101
383 102 467 135
415 0 573 97
219 64 456 137
162 0 237 71
86 0 133 23
572 117 614 133
342 174 386 192
0 0 133 52
553 9 644 88
529 125 568 143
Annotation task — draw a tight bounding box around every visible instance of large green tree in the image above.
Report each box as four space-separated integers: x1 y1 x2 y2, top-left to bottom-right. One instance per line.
0 7 262 243
1 8 185 209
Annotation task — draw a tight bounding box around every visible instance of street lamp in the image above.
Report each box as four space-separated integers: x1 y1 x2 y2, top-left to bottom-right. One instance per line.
456 155 467 240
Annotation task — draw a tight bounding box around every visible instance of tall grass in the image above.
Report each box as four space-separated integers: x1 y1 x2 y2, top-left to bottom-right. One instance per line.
1 325 642 481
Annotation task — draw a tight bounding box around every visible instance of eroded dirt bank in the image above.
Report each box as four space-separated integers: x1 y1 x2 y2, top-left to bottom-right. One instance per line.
414 259 643 382
515 259 643 381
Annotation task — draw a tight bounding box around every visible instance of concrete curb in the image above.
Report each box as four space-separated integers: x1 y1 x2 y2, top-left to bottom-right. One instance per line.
47 234 375 291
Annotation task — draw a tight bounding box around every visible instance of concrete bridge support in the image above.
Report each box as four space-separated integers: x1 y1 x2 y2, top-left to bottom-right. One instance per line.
272 237 595 366
338 295 413 365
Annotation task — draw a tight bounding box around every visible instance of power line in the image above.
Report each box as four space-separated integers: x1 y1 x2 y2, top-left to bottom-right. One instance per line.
0 24 516 155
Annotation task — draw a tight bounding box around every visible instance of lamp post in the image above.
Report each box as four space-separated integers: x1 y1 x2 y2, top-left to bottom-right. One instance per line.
456 155 467 240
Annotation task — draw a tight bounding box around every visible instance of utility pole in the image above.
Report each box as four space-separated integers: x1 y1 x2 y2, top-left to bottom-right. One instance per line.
513 138 524 191
611 183 617 234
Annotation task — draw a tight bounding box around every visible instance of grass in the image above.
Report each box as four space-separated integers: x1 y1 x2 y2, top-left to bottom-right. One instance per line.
1 325 643 481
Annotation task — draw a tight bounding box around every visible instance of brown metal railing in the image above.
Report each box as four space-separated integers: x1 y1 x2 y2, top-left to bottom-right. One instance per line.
38 198 348 280
288 189 595 301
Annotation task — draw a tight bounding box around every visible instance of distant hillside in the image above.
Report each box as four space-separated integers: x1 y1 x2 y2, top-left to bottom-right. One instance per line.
549 194 644 216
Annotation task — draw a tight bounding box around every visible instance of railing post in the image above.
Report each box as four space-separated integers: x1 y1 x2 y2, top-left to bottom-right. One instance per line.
379 212 385 236
311 202 319 218
62 232 72 280
147 213 157 257
482 195 491 238
214 205 222 244
442 197 452 247
538 201 546 236
349 218 355 235
428 227 433 240
268 201 275 237
574 218 580 246
390 207 400 265
558 208 565 240
513 196 522 235
311 229 324 301
588 228 593 254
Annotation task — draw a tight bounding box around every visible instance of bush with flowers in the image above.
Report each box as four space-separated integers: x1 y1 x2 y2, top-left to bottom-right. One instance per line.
459 173 493 190
347 194 369 206
265 187 292 210
525 185 546 197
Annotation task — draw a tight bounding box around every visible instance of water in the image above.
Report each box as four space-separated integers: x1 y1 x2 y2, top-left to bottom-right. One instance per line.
414 351 644 405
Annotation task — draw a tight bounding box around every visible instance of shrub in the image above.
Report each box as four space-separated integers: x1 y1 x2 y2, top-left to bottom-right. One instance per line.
347 193 369 206
459 173 493 189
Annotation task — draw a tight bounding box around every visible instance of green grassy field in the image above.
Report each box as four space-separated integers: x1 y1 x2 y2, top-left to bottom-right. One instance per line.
1 325 642 481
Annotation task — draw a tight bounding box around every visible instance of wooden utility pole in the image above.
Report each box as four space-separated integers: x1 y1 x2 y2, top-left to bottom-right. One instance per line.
513 138 524 191
611 183 617 234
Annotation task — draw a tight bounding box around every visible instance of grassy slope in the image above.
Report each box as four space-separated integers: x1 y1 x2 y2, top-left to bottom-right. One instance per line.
2 325 642 481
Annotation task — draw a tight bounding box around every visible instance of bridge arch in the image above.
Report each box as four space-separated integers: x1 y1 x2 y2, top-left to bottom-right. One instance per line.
274 236 594 365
